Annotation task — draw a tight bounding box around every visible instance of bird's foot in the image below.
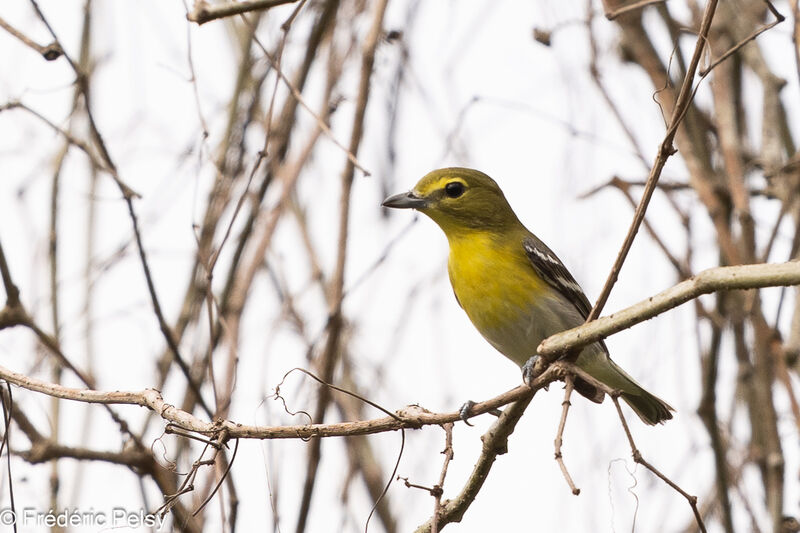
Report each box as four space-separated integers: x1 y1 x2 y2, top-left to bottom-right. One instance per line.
458 400 502 425
459 400 476 426
522 355 544 387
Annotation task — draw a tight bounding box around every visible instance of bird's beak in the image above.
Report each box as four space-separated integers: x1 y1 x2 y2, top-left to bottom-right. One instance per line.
382 191 428 209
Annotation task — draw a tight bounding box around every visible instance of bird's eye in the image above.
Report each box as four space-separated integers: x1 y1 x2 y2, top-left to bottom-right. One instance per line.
445 182 465 198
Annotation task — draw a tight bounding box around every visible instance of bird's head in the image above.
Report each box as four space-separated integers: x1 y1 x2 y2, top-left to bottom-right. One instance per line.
382 167 520 235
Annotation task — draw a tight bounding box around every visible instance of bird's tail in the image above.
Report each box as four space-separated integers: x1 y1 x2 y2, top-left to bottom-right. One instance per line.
608 359 673 425
621 389 673 426
576 352 674 425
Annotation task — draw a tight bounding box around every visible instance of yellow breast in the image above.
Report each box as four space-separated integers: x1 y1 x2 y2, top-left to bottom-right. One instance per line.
446 231 549 364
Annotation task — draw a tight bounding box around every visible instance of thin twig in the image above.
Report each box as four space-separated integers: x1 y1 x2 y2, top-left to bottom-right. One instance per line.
0 385 17 533
125 198 214 418
0 14 61 60
192 434 238 516
586 0 719 323
295 2 385 530
792 0 800 86
29 0 139 199
0 101 109 172
587 0 649 169
187 0 299 25
554 375 580 495
611 396 706 532
250 33 371 177
431 422 454 533
0 239 21 307
413 387 539 533
595 176 690 277
605 0 666 20
698 1 785 77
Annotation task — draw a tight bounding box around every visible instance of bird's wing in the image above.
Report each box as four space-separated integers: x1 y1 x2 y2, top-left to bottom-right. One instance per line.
522 235 593 319
522 234 607 403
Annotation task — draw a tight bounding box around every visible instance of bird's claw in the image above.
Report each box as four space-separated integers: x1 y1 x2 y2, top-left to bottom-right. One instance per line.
459 401 502 425
459 400 476 426
522 355 543 387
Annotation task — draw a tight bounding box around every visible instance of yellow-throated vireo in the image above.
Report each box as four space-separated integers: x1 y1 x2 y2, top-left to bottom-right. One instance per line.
383 167 673 425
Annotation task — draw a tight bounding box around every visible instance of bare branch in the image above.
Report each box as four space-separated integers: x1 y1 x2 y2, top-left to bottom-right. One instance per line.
0 361 556 440
587 0 719 321
612 396 706 532
430 422 454 533
554 375 580 496
0 15 61 60
604 0 666 20
187 0 299 25
414 383 540 533
698 1 785 77
540 261 800 359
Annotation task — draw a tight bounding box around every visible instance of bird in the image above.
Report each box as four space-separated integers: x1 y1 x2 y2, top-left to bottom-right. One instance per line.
382 167 673 425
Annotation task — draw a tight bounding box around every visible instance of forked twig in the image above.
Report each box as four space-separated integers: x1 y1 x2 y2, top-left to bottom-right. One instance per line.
698 0 785 77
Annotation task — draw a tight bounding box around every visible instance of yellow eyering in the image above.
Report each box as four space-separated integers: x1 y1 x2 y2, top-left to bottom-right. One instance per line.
414 175 467 197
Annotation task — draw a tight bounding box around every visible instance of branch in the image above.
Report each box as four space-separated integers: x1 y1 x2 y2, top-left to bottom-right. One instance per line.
124 198 214 419
586 0 719 321
554 375 580 495
698 1 785 77
540 261 800 358
414 385 539 533
0 15 62 60
431 422 454 533
0 238 21 307
295 0 385 529
187 0 299 25
0 101 109 174
604 0 666 21
0 362 556 440
611 395 706 532
18 441 150 468
28 0 139 199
